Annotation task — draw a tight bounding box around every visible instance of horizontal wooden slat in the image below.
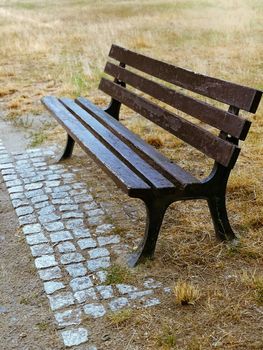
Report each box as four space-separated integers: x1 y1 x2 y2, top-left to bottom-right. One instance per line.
105 62 251 140
59 98 175 190
109 44 262 113
76 97 200 187
41 96 151 197
99 78 240 168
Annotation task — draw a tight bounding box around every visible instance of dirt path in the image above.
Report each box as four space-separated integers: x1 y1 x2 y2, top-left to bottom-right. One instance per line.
0 122 63 350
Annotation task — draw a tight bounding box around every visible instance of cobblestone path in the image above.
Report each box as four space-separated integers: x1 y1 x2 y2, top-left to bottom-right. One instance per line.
0 139 170 348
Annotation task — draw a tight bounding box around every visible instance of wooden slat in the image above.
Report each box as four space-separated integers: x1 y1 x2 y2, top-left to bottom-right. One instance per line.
99 78 240 168
109 44 262 113
105 62 251 140
76 97 200 186
59 98 175 190
41 96 151 197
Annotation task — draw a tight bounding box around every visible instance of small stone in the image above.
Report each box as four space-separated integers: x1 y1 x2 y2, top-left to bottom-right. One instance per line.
39 213 60 224
35 255 57 269
164 287 171 293
62 211 84 219
46 174 61 181
19 214 37 226
143 278 162 289
97 285 114 300
25 183 43 191
108 297 129 311
88 216 104 226
70 276 93 292
31 195 49 204
45 180 61 187
55 308 82 327
95 224 115 235
144 298 161 307
77 238 97 250
30 244 54 257
38 266 62 281
3 174 17 181
26 175 45 183
5 179 23 188
22 223 42 235
52 197 73 205
60 327 88 347
65 219 84 230
53 185 71 193
96 271 108 283
26 232 48 245
44 221 64 232
59 204 78 212
73 228 91 238
50 231 73 243
74 194 93 204
38 205 55 216
129 290 153 300
8 185 23 194
97 235 120 246
87 257 111 272
70 189 87 196
52 192 68 199
34 201 49 209
44 281 65 294
25 189 44 199
0 306 8 314
83 303 106 318
1 168 15 175
66 263 87 278
48 292 74 311
74 288 97 303
61 252 85 265
0 163 14 170
57 241 76 253
116 284 138 294
12 199 29 208
16 206 34 217
83 202 98 211
87 208 104 217
72 182 85 189
10 192 24 200
88 248 109 259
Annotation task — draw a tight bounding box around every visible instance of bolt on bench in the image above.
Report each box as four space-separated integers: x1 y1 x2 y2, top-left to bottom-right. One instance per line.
42 44 262 267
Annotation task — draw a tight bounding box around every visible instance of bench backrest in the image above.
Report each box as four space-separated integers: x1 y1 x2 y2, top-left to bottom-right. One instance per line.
99 44 262 169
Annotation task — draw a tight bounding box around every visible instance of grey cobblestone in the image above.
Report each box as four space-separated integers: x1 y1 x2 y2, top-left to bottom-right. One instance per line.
5 179 23 188
88 248 109 259
73 228 91 238
116 284 138 294
87 257 111 272
48 292 75 311
70 276 93 292
57 242 76 253
97 235 120 246
30 243 54 257
12 198 29 208
39 213 60 224
22 223 42 235
65 219 84 230
95 224 115 235
74 194 93 204
77 238 97 250
10 192 25 200
38 266 62 281
60 327 89 347
59 204 79 212
50 231 73 243
25 183 43 191
83 303 106 318
88 216 104 226
19 214 37 225
52 197 73 205
8 185 23 194
26 232 48 245
62 211 84 219
16 206 34 217
108 297 129 311
55 308 82 327
25 189 45 199
31 194 49 204
66 263 87 278
38 204 55 216
61 252 85 265
44 281 65 294
44 221 64 232
97 285 114 300
35 255 58 269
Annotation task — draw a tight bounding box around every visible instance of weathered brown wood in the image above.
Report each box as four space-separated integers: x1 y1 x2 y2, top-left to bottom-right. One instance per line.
99 78 240 168
76 96 200 186
60 98 175 191
104 62 251 140
109 44 262 113
41 96 151 196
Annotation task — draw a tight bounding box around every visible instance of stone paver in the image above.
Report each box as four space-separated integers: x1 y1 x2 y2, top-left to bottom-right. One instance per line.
0 142 170 349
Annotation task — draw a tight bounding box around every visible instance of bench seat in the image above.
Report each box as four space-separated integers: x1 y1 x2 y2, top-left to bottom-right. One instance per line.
42 96 200 198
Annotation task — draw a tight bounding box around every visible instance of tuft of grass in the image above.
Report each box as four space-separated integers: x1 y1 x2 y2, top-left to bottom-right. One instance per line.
107 309 133 328
30 131 47 147
36 321 49 331
105 264 134 285
240 271 263 305
146 135 164 149
156 324 177 348
173 280 200 306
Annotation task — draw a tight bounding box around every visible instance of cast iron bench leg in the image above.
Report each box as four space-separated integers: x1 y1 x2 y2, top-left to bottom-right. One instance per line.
127 197 170 267
207 195 236 241
60 134 75 161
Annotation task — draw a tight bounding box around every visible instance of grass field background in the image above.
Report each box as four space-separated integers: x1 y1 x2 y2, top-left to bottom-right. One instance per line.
0 1 262 349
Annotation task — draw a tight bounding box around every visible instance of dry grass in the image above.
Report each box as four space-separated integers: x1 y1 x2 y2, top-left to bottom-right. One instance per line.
0 1 262 349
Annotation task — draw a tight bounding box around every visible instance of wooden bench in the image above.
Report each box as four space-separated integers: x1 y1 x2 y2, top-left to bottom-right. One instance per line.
42 44 262 267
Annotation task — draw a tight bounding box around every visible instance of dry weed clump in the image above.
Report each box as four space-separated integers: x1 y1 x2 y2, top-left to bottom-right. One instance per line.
173 280 201 306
